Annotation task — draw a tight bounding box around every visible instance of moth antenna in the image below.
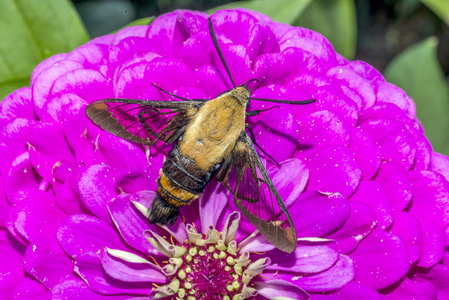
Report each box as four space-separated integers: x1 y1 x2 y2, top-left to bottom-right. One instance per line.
240 78 260 87
208 18 236 89
246 105 279 117
152 83 190 101
152 83 207 102
249 98 316 105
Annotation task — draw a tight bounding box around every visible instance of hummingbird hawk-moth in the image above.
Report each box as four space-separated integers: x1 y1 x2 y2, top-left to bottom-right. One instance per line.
86 18 315 253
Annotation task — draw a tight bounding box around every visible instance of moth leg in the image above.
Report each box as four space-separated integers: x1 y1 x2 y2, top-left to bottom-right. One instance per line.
216 152 234 182
245 124 280 166
246 105 279 117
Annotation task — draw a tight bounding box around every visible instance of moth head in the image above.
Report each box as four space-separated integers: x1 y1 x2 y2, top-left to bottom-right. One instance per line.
233 86 251 107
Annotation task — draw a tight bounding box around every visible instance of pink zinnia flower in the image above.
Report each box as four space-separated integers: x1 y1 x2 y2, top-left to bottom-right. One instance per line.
1 8 448 299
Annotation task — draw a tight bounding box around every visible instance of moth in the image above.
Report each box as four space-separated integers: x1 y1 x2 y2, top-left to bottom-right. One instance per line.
86 18 315 253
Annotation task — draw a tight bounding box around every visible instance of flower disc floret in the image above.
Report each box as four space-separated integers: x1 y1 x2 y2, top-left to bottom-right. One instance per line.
148 218 267 300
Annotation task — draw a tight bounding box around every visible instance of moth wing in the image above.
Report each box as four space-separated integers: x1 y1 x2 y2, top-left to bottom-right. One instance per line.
86 99 203 145
216 131 297 253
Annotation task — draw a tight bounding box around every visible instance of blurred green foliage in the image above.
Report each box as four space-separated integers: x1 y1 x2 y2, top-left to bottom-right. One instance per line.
385 37 449 155
0 0 449 155
0 0 89 100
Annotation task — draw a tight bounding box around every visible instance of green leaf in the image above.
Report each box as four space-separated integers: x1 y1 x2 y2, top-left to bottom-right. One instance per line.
206 0 312 25
295 0 357 59
421 0 449 25
384 37 449 156
0 0 89 100
118 17 155 30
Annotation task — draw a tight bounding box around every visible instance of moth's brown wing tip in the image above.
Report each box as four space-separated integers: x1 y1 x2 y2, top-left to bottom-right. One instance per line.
278 227 297 253
86 101 108 119
86 102 115 129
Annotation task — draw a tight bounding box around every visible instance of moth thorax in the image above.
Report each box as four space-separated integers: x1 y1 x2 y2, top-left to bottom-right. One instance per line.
232 86 251 106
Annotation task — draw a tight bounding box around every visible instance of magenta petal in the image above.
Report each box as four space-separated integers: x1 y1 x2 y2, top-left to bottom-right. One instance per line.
115 167 157 194
266 239 339 273
74 251 149 295
389 211 423 264
23 238 74 289
108 193 160 255
32 60 84 115
95 131 148 171
62 97 91 149
99 248 166 284
374 161 412 212
327 65 376 109
346 60 384 86
30 53 68 84
430 152 449 182
313 86 359 127
0 229 26 273
382 277 437 300
333 281 382 300
49 278 131 299
11 190 67 244
413 214 445 268
4 152 40 203
27 122 75 182
296 110 351 159
0 266 24 299
0 87 35 127
278 27 337 67
4 201 29 245
291 191 350 238
413 264 449 299
268 158 309 207
10 277 48 299
200 180 229 234
50 68 113 102
253 280 309 300
359 118 416 171
252 53 296 86
239 233 276 253
349 180 393 230
377 82 416 118
252 107 298 162
276 255 354 292
57 214 128 258
309 294 340 300
54 173 85 215
326 201 377 253
304 146 362 198
78 164 118 224
350 229 410 289
0 179 8 226
349 127 381 179
408 170 449 229
0 118 35 172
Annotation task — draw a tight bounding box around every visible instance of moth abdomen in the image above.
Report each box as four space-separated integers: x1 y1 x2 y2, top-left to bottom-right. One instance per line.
149 195 179 226
150 145 219 225
163 145 215 193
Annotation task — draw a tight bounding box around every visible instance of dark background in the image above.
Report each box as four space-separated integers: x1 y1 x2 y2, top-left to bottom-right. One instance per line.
71 0 449 77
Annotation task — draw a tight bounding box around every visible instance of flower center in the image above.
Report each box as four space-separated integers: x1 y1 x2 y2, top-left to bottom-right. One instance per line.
146 213 269 300
175 244 244 300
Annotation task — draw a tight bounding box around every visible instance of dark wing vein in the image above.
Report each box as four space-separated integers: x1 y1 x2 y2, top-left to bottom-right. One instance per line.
216 130 297 253
86 99 204 145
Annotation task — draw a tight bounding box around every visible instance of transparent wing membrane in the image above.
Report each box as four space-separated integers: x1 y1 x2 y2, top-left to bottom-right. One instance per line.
218 131 297 253
86 99 203 145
